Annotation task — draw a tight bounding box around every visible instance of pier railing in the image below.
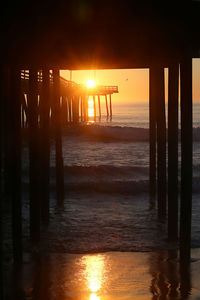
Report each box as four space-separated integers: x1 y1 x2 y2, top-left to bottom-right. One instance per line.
20 70 118 124
21 70 118 96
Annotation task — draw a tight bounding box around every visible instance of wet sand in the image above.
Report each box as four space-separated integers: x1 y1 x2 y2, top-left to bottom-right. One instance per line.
6 249 200 300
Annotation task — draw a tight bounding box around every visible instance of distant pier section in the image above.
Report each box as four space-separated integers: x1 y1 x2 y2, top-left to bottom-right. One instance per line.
21 70 118 126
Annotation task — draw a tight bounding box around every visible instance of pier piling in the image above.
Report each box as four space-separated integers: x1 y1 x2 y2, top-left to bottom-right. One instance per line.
61 96 68 125
0 186 2 298
86 97 89 121
65 96 69 123
3 68 12 201
149 65 166 217
80 96 83 122
93 95 96 119
40 69 50 224
52 69 64 206
180 57 193 261
98 95 101 119
10 68 23 262
76 96 80 122
68 97 72 122
73 96 79 123
29 69 40 242
72 96 75 123
21 94 28 127
72 96 76 123
109 94 112 118
105 94 109 118
149 67 157 199
21 95 25 128
168 63 179 240
0 66 4 299
156 66 166 218
83 96 88 121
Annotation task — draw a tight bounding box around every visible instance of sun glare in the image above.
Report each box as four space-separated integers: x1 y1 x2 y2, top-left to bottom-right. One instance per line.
87 79 96 88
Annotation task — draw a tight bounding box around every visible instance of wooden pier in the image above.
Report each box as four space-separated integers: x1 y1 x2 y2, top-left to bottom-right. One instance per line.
21 70 118 125
1 1 200 298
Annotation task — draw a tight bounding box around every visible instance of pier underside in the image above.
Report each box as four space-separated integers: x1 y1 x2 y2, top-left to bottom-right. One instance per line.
0 1 198 299
1 1 200 69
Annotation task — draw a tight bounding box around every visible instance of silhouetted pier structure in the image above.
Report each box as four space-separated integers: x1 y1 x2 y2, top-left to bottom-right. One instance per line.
1 1 199 298
21 70 118 125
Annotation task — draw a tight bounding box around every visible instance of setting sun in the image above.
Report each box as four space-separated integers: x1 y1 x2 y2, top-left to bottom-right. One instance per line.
87 79 96 88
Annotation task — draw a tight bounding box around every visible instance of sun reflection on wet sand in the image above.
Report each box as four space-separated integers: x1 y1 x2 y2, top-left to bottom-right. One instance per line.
83 254 104 299
12 251 200 300
90 292 101 300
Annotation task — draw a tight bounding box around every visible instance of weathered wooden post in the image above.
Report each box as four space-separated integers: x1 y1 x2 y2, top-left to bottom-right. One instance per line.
166 250 179 297
86 96 89 121
109 94 112 118
65 96 69 123
156 66 166 218
52 69 64 206
149 65 166 217
3 68 12 200
105 94 109 118
73 96 79 123
98 95 101 119
22 94 28 127
149 67 157 199
28 68 40 242
93 95 96 119
72 96 75 122
180 57 193 261
76 96 80 122
83 95 87 121
0 191 2 299
80 96 82 122
40 69 50 224
0 66 4 299
21 96 25 128
61 96 68 125
179 260 191 298
68 97 72 122
60 96 64 125
168 63 179 240
0 183 2 299
10 68 23 262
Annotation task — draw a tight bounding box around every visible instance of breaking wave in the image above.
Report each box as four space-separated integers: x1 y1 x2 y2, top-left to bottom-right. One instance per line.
62 125 200 142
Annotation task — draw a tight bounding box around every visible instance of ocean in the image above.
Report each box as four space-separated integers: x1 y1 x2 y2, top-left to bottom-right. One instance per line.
30 101 200 254
6 101 200 299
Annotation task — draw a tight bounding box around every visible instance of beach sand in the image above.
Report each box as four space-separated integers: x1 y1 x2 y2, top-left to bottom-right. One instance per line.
3 191 200 299
6 249 200 300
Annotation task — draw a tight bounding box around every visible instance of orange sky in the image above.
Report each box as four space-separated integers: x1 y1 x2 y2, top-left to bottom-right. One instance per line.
61 59 200 103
